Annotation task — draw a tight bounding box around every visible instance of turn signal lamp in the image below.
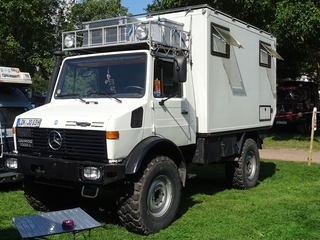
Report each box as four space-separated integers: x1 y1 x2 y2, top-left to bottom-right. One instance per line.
106 131 119 139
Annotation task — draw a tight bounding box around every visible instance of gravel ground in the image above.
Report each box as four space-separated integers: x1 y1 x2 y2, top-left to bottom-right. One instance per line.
259 148 320 164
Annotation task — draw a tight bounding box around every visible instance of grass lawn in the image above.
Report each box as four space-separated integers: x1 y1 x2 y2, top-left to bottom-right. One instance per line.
1 158 320 240
263 129 320 151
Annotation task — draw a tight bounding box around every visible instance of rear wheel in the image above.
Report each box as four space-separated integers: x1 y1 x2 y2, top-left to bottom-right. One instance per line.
225 138 260 189
117 155 181 235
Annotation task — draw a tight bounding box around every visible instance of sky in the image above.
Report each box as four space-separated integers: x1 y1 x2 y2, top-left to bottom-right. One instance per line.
122 0 154 15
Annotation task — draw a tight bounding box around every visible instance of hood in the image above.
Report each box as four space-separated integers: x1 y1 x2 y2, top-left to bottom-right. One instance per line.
15 98 143 129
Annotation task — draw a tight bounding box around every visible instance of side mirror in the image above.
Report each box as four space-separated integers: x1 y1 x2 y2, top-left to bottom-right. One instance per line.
173 55 187 83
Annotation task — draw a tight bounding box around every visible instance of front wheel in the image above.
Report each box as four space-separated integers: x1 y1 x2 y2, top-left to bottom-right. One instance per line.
117 155 182 235
225 138 260 189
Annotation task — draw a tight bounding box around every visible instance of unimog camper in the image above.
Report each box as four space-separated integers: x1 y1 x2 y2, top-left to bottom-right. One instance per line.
3 5 281 234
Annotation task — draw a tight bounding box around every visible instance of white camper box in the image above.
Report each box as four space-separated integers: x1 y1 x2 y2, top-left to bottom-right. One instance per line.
5 5 281 234
138 8 278 134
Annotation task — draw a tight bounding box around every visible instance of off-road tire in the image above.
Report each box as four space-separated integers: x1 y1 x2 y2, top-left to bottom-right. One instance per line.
225 138 260 189
23 176 80 212
117 155 181 235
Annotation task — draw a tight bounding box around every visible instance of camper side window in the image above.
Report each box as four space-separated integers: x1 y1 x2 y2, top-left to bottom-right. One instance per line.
154 58 182 98
211 23 230 58
259 41 271 68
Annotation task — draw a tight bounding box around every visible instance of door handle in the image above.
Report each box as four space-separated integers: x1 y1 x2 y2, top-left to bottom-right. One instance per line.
182 110 188 115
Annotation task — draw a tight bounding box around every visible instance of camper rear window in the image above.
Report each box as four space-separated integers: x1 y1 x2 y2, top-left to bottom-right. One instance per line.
211 23 230 58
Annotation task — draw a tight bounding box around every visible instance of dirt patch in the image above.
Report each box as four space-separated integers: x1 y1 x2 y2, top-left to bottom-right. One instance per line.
259 148 320 164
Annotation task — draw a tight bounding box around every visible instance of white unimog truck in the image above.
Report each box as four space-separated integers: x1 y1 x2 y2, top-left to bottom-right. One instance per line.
3 4 281 234
0 67 32 183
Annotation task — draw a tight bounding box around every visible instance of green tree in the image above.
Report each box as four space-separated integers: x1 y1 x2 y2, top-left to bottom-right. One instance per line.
271 0 320 81
70 0 128 27
0 0 60 79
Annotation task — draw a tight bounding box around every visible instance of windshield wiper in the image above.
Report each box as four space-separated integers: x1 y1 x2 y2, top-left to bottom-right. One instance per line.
56 94 92 104
86 92 122 103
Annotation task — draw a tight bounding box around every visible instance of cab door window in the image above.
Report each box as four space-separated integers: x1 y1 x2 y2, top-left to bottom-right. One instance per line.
154 58 182 98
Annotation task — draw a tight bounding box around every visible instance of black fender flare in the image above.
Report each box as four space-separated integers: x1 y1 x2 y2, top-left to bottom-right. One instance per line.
125 136 187 185
237 131 261 155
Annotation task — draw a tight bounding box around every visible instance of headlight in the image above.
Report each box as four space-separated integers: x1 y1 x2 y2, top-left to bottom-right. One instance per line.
64 34 75 48
136 25 148 40
5 158 18 170
83 166 102 181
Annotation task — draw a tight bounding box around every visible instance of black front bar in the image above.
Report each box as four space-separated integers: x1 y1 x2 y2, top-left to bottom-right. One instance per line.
3 153 126 186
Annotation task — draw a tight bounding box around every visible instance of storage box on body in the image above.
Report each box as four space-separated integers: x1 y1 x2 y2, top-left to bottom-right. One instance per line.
82 16 138 46
145 19 186 48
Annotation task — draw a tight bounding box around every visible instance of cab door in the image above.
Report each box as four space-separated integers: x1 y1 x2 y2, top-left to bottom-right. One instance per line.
152 57 191 146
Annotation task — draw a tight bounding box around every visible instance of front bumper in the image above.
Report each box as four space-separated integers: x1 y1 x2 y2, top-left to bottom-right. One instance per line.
0 171 23 183
275 115 308 125
3 153 126 186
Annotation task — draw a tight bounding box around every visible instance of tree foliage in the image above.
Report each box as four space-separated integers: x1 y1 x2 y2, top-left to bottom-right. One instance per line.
0 0 59 79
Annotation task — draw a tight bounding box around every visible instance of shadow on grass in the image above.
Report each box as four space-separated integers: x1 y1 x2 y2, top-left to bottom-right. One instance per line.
0 181 23 192
176 161 276 219
0 227 23 240
76 161 277 230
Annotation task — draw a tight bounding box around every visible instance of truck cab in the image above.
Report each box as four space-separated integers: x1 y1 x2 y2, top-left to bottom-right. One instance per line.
0 67 32 183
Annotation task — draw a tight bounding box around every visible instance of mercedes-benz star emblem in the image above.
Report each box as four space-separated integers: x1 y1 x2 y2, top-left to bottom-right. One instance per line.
48 130 62 150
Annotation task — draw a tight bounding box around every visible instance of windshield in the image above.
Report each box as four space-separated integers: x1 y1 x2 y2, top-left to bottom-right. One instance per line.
277 88 309 101
0 107 29 129
55 52 147 99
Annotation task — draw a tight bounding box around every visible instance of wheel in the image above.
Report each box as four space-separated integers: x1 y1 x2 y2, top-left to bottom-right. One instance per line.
23 176 80 212
225 138 260 189
117 155 181 235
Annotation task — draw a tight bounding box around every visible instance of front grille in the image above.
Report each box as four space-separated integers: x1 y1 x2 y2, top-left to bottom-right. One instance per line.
16 128 107 161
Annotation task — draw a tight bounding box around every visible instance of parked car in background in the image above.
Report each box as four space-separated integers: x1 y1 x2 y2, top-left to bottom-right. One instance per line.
274 81 319 134
0 67 32 183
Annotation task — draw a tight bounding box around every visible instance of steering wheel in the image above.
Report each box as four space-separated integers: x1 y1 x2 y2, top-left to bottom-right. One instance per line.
124 86 144 92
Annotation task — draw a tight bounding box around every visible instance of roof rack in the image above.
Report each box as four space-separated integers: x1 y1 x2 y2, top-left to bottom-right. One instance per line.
62 16 189 53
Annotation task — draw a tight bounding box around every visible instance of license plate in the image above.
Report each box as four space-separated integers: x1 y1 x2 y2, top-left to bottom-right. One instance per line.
276 121 287 125
17 118 42 127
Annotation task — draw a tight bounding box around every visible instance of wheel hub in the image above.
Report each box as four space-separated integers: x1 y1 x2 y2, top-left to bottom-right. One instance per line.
246 151 256 180
147 175 173 217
